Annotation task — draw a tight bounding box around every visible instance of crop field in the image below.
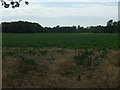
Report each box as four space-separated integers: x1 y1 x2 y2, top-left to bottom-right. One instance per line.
2 33 119 88
3 33 118 50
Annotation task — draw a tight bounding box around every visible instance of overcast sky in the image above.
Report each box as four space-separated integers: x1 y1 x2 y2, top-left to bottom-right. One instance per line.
0 0 119 27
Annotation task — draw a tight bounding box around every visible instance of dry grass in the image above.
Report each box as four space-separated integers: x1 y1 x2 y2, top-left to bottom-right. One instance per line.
2 56 22 87
91 50 119 88
2 48 119 88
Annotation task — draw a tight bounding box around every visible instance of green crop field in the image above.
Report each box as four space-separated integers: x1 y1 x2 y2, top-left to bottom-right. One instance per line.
3 33 118 50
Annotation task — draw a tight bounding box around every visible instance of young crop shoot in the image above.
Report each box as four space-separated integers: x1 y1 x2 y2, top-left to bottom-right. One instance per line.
0 0 29 8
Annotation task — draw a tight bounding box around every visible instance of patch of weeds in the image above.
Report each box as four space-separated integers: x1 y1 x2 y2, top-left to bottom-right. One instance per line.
93 60 100 66
73 49 107 68
19 57 37 72
73 54 84 65
65 71 74 77
38 50 48 55
21 56 36 65
100 50 107 58
26 49 37 55
73 50 94 66
77 75 81 81
86 58 92 66
85 50 94 55
5 51 18 56
51 56 55 60
93 50 107 66
56 50 66 55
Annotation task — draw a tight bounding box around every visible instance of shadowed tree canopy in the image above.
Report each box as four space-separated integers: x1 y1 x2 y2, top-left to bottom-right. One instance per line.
2 21 44 33
2 20 119 33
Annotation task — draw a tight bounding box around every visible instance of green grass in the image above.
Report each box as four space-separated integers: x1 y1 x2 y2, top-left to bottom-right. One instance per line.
73 50 106 67
73 50 93 66
2 33 118 50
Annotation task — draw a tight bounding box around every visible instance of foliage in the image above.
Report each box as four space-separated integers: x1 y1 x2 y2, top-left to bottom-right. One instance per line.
3 33 118 50
1 0 29 8
73 50 94 66
2 20 119 33
38 50 48 55
2 21 44 33
21 56 36 65
73 50 107 67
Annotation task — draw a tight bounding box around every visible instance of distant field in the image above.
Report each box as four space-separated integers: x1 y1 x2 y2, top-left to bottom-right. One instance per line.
3 33 118 50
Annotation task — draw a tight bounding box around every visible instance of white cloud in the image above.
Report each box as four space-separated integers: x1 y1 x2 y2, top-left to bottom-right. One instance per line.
1 2 117 18
0 1 118 26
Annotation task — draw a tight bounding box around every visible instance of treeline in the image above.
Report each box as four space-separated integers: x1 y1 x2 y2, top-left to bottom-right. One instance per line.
2 21 44 33
1 20 119 33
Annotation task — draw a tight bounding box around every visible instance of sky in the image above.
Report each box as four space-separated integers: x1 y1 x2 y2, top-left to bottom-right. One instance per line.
0 0 119 27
